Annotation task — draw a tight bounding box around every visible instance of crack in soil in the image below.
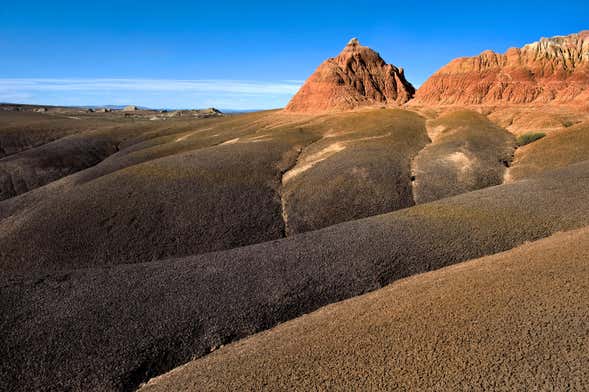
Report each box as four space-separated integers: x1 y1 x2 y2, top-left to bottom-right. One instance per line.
278 146 304 237
408 123 433 206
277 133 328 237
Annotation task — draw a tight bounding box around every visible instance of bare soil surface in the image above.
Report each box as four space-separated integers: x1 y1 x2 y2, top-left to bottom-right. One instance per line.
3 161 589 391
0 109 429 272
141 226 589 391
412 110 515 204
508 121 589 181
281 109 428 234
2 104 589 391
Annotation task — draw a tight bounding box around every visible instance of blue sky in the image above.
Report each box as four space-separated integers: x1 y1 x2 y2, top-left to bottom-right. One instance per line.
1 1 588 109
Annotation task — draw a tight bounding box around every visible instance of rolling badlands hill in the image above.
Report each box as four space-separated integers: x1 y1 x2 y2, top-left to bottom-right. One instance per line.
0 109 435 272
2 106 564 274
140 226 589 391
3 161 589 390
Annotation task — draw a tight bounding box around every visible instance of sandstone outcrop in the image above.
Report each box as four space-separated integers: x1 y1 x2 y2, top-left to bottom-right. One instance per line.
285 38 414 112
414 31 589 105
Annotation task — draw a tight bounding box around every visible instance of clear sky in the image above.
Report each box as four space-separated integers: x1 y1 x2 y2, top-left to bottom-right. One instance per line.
1 0 588 110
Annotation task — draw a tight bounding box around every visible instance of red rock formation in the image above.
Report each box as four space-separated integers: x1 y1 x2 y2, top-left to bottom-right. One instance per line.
285 38 415 112
414 31 589 105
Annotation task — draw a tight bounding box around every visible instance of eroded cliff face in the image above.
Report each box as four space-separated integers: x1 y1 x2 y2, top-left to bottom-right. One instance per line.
285 38 415 112
414 31 589 105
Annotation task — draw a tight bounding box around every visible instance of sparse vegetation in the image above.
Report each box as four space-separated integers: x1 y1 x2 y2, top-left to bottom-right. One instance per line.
516 132 546 146
508 123 589 181
563 120 575 127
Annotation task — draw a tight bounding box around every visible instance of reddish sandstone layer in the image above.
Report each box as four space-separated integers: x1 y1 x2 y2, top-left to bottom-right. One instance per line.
285 38 414 112
414 31 589 105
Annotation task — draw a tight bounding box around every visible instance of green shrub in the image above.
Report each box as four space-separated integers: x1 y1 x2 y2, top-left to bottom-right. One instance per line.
516 132 546 147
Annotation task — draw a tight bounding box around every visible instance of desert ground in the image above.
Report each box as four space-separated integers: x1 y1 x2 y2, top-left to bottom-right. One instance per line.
2 102 589 391
140 226 589 391
2 31 589 391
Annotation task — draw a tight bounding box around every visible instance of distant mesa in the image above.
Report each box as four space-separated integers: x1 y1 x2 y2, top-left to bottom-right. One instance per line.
201 107 222 114
123 105 140 112
414 30 589 105
285 38 415 112
168 107 223 118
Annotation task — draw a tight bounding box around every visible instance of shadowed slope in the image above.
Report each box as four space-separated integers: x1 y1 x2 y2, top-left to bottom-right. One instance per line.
141 226 589 391
3 161 589 391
